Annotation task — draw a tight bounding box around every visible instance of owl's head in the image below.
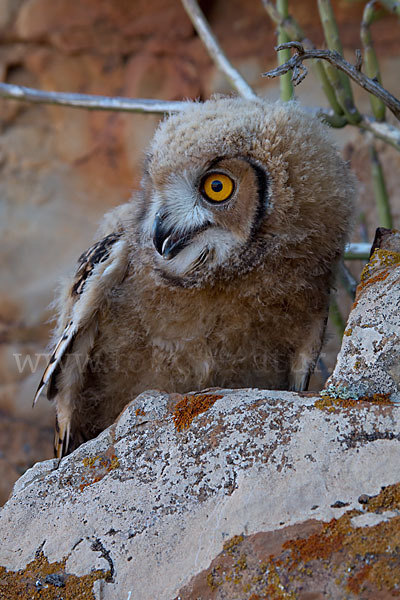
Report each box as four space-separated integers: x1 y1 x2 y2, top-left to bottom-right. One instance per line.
138 97 355 286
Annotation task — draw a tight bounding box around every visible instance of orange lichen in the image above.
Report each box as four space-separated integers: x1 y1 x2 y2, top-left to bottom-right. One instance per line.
352 268 390 310
282 527 345 565
172 393 223 432
0 551 110 600
207 566 223 590
79 451 119 492
273 484 400 596
351 248 400 309
183 482 400 598
360 248 400 282
263 562 297 600
358 392 392 404
315 392 391 412
223 535 244 556
347 564 372 595
366 482 400 513
135 408 146 417
314 396 358 412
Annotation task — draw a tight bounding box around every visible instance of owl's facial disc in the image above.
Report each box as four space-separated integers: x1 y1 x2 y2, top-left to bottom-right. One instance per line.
149 157 269 279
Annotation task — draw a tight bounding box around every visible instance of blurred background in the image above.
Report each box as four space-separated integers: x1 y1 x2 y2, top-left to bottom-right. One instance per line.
1 0 400 504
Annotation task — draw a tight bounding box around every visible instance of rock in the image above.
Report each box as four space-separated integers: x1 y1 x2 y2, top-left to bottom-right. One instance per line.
326 229 400 403
0 388 399 598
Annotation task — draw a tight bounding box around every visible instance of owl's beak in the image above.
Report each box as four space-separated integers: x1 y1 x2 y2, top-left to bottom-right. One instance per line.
152 212 192 260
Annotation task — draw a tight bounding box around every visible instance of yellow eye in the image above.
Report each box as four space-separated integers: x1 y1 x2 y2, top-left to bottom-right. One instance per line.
201 172 234 203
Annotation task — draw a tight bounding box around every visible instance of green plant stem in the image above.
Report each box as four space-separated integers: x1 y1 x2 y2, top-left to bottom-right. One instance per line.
369 144 393 228
317 0 361 124
261 0 305 40
313 59 345 114
276 0 294 101
262 1 351 116
339 261 357 300
380 0 400 17
329 297 346 338
361 1 386 121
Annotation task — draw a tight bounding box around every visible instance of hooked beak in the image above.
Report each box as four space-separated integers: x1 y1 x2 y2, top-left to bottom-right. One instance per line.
152 212 209 260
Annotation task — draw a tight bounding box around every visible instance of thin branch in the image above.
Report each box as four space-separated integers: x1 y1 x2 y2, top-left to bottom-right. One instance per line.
329 297 346 338
262 42 400 121
358 116 400 151
318 107 400 150
3 80 400 153
276 0 294 101
361 0 386 121
339 261 357 300
181 0 257 100
261 0 305 41
0 82 187 114
344 243 371 261
369 143 393 228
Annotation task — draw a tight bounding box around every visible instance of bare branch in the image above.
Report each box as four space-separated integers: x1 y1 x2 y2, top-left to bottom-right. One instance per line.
2 81 400 152
316 107 400 151
358 116 400 151
181 0 257 100
263 43 400 121
344 243 371 260
0 82 188 114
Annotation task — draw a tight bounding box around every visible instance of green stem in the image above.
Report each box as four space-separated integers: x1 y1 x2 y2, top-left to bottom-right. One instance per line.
317 109 347 127
261 0 305 40
277 0 294 101
369 144 393 228
313 59 344 115
339 261 357 300
329 297 346 338
317 0 361 124
380 0 400 17
263 0 343 114
361 1 386 121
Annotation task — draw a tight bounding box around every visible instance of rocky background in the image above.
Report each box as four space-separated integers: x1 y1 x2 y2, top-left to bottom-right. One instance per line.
1 0 400 505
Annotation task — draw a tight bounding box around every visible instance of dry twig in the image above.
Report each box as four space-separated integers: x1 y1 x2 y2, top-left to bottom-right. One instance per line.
263 42 400 121
181 0 257 100
0 82 187 114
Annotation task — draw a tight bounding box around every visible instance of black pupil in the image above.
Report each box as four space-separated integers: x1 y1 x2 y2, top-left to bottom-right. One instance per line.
211 180 223 192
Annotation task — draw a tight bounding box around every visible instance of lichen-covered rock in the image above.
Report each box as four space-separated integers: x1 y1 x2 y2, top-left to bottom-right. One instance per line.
326 229 400 403
0 388 399 598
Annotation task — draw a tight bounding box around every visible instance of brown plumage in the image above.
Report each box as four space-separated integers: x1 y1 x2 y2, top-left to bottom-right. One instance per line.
35 97 355 457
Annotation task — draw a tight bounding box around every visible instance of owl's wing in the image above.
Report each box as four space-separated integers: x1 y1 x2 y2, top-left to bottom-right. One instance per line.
34 232 129 457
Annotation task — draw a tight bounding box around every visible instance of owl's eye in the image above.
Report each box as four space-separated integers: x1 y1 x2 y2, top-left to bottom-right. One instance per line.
201 172 234 203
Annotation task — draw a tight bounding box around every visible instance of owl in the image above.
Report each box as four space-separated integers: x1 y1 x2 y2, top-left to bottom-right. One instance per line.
34 97 355 457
